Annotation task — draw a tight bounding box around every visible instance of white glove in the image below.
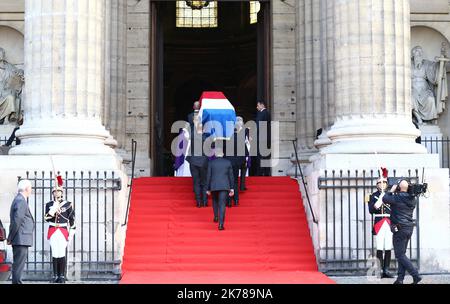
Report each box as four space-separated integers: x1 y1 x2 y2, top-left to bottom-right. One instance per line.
48 202 60 216
374 193 385 209
68 229 76 242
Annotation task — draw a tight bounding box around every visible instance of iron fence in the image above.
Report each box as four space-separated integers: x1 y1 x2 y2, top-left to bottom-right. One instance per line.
317 169 420 275
18 171 122 281
421 136 450 170
0 136 17 147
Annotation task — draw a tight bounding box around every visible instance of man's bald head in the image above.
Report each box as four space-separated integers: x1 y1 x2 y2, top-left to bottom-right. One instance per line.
193 101 200 110
399 180 409 192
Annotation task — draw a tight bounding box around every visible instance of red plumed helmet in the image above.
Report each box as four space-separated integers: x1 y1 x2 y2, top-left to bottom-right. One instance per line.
377 167 388 184
56 175 63 187
52 175 64 193
381 167 388 179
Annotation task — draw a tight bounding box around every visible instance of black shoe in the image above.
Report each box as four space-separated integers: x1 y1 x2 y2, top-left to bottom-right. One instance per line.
412 275 422 284
382 270 395 279
196 202 201 208
218 224 224 230
393 279 403 285
213 216 218 223
56 276 66 284
234 200 239 206
50 276 58 283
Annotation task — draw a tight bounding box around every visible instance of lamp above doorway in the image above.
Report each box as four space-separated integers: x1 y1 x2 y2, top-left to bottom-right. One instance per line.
185 0 210 10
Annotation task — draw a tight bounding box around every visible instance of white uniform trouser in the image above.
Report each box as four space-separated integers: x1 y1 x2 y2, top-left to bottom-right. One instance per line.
49 229 68 258
376 220 393 250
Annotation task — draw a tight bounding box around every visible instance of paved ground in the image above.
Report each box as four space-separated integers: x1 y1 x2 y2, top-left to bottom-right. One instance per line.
1 274 450 284
331 274 450 284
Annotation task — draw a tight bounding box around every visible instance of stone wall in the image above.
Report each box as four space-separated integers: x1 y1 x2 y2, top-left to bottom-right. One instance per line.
271 0 297 176
126 0 151 176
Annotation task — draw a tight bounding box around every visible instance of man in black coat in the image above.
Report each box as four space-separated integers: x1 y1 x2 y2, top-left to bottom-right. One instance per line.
186 127 209 208
225 118 248 206
254 101 271 176
382 180 422 284
7 179 34 284
187 101 200 128
206 146 234 230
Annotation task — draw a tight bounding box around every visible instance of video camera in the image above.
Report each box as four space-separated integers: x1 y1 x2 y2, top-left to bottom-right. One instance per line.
387 177 428 197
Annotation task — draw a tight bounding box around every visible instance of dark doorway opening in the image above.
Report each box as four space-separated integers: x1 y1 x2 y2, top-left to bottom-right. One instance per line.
151 1 270 176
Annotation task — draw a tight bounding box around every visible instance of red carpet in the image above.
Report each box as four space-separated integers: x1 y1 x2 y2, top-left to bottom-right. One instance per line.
120 177 334 284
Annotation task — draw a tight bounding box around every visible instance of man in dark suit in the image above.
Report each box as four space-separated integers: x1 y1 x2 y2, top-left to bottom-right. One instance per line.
254 101 271 176
187 101 200 128
186 126 209 208
225 117 248 206
7 179 34 284
206 146 234 230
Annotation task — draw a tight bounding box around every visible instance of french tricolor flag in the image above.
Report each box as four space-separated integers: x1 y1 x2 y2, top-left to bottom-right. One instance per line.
198 91 236 140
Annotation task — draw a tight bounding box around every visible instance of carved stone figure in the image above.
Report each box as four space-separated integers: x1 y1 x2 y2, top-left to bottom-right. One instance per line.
0 47 24 124
411 45 449 125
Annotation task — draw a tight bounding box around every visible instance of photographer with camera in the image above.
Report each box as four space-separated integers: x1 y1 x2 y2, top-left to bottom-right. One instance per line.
382 179 422 284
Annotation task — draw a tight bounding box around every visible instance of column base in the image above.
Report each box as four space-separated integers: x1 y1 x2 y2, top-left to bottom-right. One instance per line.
9 118 114 155
321 115 427 154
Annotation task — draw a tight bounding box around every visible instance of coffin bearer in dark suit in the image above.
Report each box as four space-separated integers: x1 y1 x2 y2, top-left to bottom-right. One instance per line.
254 101 271 176
367 170 394 279
225 117 248 207
238 116 250 191
187 101 200 128
7 179 35 284
206 146 234 230
186 120 209 208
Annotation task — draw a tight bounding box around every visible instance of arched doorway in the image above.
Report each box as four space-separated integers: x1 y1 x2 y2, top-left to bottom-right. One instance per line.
151 1 271 176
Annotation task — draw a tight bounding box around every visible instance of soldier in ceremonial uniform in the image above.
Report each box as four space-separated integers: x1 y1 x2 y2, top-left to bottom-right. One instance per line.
44 176 76 283
367 168 394 279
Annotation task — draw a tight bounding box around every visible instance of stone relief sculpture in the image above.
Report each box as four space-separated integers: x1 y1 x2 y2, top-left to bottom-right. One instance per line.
0 47 24 125
411 45 449 125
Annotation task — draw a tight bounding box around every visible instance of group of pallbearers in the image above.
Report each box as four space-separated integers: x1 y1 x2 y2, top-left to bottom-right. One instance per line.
179 92 271 231
186 116 249 231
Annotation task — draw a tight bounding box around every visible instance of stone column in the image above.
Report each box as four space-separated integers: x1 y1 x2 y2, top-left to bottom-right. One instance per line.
10 0 114 155
321 0 426 154
104 0 127 150
296 0 334 159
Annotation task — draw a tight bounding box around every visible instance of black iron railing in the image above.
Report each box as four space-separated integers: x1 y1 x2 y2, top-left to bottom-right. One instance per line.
0 136 17 147
421 136 450 170
123 139 137 226
317 169 420 275
18 171 122 281
292 139 317 223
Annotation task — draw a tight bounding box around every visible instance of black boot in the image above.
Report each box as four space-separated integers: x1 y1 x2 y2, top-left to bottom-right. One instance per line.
376 250 384 278
56 257 66 283
382 251 394 278
50 258 58 283
412 275 422 284
60 256 66 283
